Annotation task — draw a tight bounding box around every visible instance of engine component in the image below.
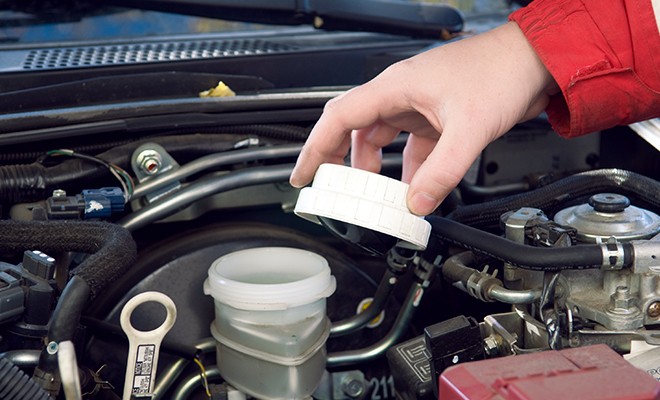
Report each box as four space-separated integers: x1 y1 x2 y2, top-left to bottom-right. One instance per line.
326 256 438 368
386 315 485 400
45 187 125 220
554 193 660 243
439 344 660 400
442 252 541 304
427 216 632 271
545 195 660 332
131 143 181 203
204 247 336 399
118 164 294 232
314 370 369 400
130 143 302 200
120 291 177 400
480 310 549 355
0 357 50 400
423 315 484 398
0 250 54 329
1 220 138 397
448 169 660 231
330 246 410 338
386 335 435 400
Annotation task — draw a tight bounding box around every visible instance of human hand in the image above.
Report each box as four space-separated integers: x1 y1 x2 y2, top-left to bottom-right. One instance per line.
290 22 557 215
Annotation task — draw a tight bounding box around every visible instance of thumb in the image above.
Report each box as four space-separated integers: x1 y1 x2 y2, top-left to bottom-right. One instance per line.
406 126 486 215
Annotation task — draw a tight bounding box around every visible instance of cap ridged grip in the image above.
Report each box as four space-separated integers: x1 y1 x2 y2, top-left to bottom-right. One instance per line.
294 164 431 250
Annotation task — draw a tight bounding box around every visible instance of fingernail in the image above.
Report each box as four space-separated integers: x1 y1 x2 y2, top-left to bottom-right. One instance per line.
408 192 440 216
289 167 309 188
289 174 302 188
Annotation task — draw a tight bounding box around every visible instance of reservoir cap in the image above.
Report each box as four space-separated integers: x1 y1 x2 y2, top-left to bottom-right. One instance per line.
294 164 431 253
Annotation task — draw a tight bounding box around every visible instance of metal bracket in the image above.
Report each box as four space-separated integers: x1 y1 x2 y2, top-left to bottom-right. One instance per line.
131 143 181 203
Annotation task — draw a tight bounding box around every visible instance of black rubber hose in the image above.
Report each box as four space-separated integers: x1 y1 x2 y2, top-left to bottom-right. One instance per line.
448 169 660 229
426 216 633 271
0 220 136 299
0 220 135 384
0 357 50 400
47 277 91 345
36 276 91 375
442 251 477 284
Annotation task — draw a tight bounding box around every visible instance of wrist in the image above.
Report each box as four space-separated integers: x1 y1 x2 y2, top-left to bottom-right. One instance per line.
503 21 558 98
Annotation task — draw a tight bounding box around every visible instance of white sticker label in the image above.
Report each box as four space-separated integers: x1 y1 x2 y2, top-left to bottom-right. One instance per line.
132 344 155 395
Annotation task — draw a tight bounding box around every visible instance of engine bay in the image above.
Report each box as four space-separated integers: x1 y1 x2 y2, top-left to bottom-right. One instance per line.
0 118 657 400
0 10 659 399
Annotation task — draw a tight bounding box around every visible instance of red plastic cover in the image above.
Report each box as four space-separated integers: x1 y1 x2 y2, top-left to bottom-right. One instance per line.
439 344 660 400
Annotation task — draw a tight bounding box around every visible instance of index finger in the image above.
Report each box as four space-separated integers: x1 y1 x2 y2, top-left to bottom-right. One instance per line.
289 73 406 187
289 99 353 188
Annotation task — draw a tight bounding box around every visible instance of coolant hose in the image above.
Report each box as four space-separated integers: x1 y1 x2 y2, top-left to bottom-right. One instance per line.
426 216 633 271
0 357 50 399
449 169 660 229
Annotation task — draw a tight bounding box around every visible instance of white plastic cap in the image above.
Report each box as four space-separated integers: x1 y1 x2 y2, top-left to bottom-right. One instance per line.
205 247 336 311
294 163 431 250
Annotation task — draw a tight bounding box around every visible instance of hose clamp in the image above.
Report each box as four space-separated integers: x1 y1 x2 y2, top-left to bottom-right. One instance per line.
601 237 625 270
466 267 499 302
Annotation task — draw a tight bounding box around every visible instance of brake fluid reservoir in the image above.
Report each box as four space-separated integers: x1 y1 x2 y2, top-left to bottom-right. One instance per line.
204 247 336 400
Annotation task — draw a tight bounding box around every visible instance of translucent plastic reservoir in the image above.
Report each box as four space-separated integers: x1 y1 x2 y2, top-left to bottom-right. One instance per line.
204 247 336 399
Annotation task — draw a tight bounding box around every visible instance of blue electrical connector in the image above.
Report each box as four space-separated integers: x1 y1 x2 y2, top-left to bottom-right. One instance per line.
82 187 125 219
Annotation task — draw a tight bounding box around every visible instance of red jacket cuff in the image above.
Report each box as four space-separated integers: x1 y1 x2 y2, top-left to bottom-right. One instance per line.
510 0 660 137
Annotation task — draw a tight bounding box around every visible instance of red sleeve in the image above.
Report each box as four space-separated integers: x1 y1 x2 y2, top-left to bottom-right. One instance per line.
510 0 660 137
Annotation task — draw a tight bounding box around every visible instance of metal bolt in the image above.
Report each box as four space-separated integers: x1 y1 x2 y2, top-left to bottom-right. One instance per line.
648 301 660 318
137 150 162 175
340 375 366 398
610 286 637 313
483 335 500 358
52 189 67 199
